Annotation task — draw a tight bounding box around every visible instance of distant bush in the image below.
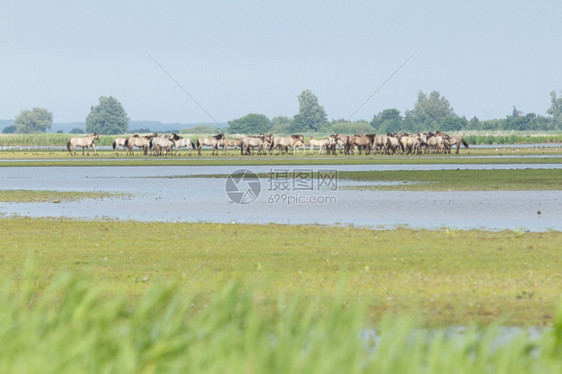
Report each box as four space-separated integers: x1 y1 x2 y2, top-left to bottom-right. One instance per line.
69 128 84 134
1 125 16 134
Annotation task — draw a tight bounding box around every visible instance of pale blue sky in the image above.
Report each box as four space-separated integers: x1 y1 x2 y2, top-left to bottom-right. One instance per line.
1 0 561 124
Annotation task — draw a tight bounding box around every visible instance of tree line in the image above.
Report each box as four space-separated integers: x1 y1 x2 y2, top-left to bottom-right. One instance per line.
4 89 562 135
228 89 562 135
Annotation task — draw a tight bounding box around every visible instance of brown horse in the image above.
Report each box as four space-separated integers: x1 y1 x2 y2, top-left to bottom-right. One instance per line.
346 134 375 155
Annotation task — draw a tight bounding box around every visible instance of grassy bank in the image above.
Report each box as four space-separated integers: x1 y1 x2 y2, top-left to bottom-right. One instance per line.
1 217 561 326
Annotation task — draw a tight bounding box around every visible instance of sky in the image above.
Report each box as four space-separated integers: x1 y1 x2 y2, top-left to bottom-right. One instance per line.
1 0 562 125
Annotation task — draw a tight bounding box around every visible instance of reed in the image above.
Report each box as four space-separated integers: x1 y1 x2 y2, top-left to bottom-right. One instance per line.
1 269 561 373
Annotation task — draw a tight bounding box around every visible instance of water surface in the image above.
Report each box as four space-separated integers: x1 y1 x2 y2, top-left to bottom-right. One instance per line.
1 165 560 231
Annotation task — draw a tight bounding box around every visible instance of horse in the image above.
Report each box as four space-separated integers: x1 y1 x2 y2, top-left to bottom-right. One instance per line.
197 133 224 155
150 135 176 156
425 135 445 154
241 134 271 155
386 133 401 155
269 134 303 154
346 134 374 155
291 139 307 154
112 137 127 155
436 131 469 154
173 135 195 156
221 138 242 155
371 134 389 154
67 133 99 156
330 134 349 154
399 134 425 155
125 133 157 155
308 137 331 154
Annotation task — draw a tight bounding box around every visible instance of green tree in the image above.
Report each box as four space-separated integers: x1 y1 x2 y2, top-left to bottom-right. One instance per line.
291 89 327 132
371 108 403 133
409 90 455 130
270 115 292 133
227 113 271 134
86 96 129 135
548 90 562 128
14 107 53 133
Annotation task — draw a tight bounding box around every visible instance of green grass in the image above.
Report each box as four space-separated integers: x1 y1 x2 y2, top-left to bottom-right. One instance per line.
2 217 562 371
0 190 125 202
1 217 561 327
338 168 562 191
145 168 562 191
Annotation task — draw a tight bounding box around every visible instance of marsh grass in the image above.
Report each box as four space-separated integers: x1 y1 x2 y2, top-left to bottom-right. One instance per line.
1 218 561 326
0 190 125 203
1 266 562 373
339 168 562 191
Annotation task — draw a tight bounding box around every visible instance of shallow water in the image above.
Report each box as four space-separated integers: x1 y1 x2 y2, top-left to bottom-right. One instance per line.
2 165 561 231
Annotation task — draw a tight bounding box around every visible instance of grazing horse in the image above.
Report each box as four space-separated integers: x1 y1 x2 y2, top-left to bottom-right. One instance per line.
436 131 469 154
125 133 157 155
112 137 127 154
197 133 224 156
67 133 99 156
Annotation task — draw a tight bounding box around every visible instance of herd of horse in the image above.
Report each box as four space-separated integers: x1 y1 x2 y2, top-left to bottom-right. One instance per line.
67 131 469 156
